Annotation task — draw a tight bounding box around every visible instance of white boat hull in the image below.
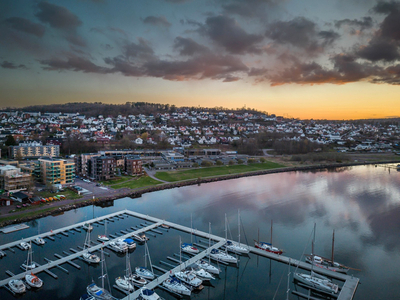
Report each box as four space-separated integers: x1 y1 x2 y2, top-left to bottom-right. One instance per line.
135 267 155 280
82 252 100 264
163 277 191 296
115 277 134 291
294 272 339 294
25 274 43 288
9 279 26 294
196 260 220 275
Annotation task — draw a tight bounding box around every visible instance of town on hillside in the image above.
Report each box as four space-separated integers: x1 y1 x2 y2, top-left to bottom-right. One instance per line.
0 104 399 208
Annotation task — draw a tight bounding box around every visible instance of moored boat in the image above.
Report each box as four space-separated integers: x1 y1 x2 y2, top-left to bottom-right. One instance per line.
181 242 199 254
254 241 283 254
225 240 250 254
209 248 237 263
305 255 349 273
186 263 214 281
135 266 154 280
8 279 26 294
87 282 114 300
20 241 30 250
162 276 191 296
138 288 162 299
121 238 136 250
109 240 128 253
115 276 134 292
195 259 220 275
82 229 100 264
34 236 46 245
293 271 339 294
25 272 43 288
127 274 147 285
175 269 202 288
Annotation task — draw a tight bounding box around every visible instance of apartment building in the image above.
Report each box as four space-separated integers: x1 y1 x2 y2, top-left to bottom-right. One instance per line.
9 141 59 159
75 153 100 177
37 158 75 186
89 156 116 181
124 155 143 176
0 165 32 192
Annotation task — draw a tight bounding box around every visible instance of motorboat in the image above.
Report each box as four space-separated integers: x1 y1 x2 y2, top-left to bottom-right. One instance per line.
8 279 26 294
254 241 283 254
175 269 203 288
0 250 6 258
135 241 155 280
87 282 114 300
98 235 109 242
121 238 136 250
195 259 220 275
225 240 250 254
162 276 191 296
83 223 93 231
294 271 339 294
34 236 46 245
115 276 134 292
127 274 147 285
83 251 101 264
305 255 349 273
135 266 154 280
181 242 199 254
186 263 214 281
131 233 146 243
25 272 43 288
20 241 31 250
138 288 162 300
209 248 237 263
109 240 128 253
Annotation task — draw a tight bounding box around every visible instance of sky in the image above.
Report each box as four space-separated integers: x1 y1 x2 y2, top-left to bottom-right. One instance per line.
0 0 400 120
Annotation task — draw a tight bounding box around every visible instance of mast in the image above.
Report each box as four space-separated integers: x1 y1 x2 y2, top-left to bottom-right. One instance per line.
191 213 193 244
270 220 273 245
101 247 105 289
238 209 241 246
286 258 291 300
179 236 182 271
209 222 211 264
331 230 335 264
225 213 228 253
147 241 153 274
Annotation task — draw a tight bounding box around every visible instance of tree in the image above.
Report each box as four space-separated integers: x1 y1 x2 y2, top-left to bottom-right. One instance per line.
237 159 244 164
5 135 17 146
260 157 266 163
228 160 235 165
216 160 223 166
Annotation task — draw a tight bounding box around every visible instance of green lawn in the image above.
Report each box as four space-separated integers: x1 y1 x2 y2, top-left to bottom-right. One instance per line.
0 206 60 224
112 176 162 189
100 176 132 186
155 161 286 182
36 189 82 200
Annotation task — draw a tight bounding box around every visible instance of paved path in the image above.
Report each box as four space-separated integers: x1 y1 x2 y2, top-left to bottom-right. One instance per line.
144 167 169 183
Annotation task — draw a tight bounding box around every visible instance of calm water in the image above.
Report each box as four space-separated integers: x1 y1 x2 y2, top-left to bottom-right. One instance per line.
1 164 400 300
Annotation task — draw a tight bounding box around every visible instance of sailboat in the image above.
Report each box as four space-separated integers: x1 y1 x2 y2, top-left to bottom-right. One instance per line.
98 220 109 242
181 214 199 254
22 241 43 288
162 276 191 296
225 210 250 254
138 288 162 299
209 220 237 264
135 240 155 280
34 222 45 245
115 250 134 292
294 224 339 295
254 220 283 254
82 227 100 264
195 222 220 275
305 229 349 273
175 236 203 288
86 247 116 300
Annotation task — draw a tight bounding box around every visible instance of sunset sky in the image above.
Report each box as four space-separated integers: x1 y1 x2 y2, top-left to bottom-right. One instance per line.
1 0 399 119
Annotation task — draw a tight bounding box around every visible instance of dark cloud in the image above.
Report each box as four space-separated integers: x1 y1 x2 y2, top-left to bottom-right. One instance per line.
372 1 400 14
372 63 400 84
265 54 380 86
142 16 171 28
1 60 28 70
200 15 264 54
66 34 86 47
173 37 209 56
143 53 247 81
266 17 339 53
5 17 45 37
334 17 373 33
40 55 110 74
375 4 400 41
356 38 400 61
104 56 144 77
35 2 82 29
222 75 240 82
221 0 280 19
124 38 156 61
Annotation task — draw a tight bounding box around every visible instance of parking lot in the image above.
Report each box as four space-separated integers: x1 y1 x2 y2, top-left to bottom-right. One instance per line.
73 178 124 198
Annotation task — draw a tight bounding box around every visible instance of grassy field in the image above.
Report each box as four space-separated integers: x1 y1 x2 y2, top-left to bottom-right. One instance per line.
0 205 61 223
36 190 82 200
111 176 162 189
100 176 132 186
154 161 285 182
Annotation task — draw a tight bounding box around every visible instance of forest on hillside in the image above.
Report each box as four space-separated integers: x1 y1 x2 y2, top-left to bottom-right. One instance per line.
5 102 265 117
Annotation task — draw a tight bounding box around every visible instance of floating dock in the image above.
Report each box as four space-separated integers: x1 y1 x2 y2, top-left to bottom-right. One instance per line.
1 224 29 234
0 209 359 300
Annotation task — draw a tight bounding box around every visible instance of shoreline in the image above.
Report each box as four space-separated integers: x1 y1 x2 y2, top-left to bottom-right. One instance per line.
0 160 398 228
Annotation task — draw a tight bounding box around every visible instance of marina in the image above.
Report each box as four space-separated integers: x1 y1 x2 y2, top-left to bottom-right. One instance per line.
0 209 359 300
